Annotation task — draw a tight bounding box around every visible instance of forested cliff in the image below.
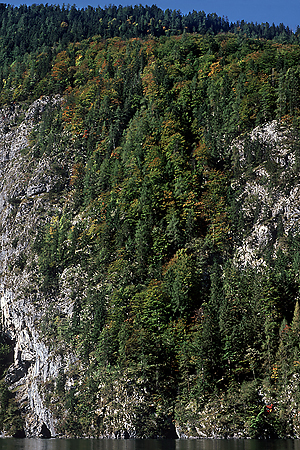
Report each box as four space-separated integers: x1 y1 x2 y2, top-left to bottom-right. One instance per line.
1 3 300 439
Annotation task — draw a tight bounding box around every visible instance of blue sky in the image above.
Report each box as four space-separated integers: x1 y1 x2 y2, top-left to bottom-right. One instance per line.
11 0 300 32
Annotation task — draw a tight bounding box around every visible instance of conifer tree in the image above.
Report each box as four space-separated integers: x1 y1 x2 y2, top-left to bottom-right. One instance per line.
199 260 223 391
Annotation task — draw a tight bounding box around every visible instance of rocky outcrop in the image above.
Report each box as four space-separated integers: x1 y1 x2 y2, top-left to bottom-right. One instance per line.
0 97 73 437
231 120 300 267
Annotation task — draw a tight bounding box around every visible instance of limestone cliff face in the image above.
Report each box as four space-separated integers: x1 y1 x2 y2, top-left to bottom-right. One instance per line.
231 121 300 267
0 97 74 437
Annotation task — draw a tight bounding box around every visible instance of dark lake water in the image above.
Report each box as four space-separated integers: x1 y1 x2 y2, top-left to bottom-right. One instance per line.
0 440 300 450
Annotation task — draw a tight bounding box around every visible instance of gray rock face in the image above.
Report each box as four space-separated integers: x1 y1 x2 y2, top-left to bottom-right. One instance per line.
231 121 300 268
0 97 72 437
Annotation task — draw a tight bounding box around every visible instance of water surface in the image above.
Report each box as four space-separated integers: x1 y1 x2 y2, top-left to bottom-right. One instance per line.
0 440 299 450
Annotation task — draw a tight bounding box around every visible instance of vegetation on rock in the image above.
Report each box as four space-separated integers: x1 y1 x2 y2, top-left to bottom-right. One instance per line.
2 3 300 438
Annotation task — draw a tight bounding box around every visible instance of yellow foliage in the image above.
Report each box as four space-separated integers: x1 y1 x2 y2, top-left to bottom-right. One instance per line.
208 61 222 77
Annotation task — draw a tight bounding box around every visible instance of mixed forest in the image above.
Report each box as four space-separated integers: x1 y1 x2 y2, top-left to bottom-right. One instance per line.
2 2 300 439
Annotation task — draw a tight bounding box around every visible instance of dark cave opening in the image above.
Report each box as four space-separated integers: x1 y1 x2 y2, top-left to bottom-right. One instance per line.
41 423 51 438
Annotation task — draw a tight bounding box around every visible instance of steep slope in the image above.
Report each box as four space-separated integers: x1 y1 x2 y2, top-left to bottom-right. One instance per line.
2 101 300 438
2 32 300 438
